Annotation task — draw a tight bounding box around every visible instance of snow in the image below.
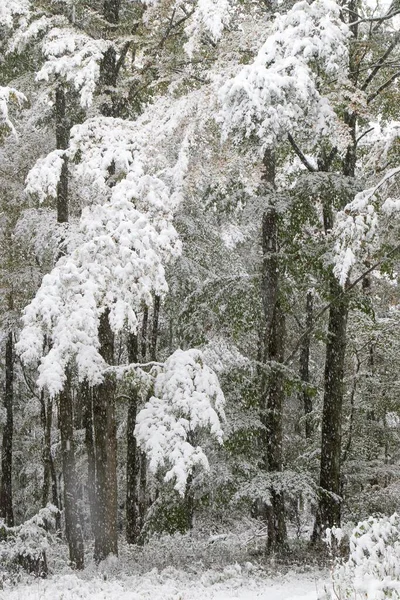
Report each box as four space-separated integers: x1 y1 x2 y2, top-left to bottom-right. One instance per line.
219 0 350 150
0 567 326 600
0 86 27 135
136 348 225 494
37 28 110 108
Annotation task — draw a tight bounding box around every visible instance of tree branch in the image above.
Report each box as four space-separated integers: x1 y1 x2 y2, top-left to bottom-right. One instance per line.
287 134 316 172
361 33 400 91
348 8 400 26
356 127 374 145
367 70 400 104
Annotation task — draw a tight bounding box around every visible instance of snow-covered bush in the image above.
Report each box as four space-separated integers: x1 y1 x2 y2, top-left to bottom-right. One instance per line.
328 514 400 599
135 349 225 495
0 504 58 578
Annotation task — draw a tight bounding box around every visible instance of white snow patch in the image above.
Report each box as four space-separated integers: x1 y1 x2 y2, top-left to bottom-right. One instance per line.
0 568 326 600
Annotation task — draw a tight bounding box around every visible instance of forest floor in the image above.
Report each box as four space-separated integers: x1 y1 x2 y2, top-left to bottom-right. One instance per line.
0 566 328 600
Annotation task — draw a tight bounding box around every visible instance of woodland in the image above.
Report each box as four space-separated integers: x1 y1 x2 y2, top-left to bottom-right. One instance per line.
0 0 400 593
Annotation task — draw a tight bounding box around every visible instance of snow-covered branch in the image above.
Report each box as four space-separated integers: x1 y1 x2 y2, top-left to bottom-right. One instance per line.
135 348 225 495
218 0 351 150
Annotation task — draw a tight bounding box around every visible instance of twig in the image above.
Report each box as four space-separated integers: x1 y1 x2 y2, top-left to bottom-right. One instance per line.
367 70 400 104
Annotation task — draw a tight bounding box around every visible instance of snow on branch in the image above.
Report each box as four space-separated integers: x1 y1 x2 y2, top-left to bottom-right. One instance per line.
135 349 225 495
333 167 400 286
17 192 181 395
37 28 111 107
7 14 67 55
25 149 65 202
0 504 59 569
0 86 27 136
184 0 232 56
330 514 400 599
218 0 351 150
0 0 30 29
18 89 208 395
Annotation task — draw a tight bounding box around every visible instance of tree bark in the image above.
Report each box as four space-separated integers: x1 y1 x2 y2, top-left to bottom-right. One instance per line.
55 83 84 568
317 273 349 532
87 0 121 561
299 291 314 439
314 6 358 530
59 376 84 568
259 149 287 550
92 310 118 561
126 334 140 543
83 381 97 540
149 295 161 362
42 393 60 532
141 307 148 361
0 330 14 526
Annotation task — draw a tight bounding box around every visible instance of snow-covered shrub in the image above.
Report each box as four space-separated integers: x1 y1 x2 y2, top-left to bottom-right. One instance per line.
328 514 400 599
0 504 58 578
135 349 225 495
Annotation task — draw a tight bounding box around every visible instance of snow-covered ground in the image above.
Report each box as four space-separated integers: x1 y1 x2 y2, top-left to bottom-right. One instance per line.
0 566 328 600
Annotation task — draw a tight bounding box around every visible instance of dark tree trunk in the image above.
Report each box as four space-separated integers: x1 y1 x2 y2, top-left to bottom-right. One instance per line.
317 274 349 533
299 291 314 439
141 307 148 360
83 381 97 540
138 451 147 532
137 300 160 533
87 0 121 561
314 5 358 530
42 392 51 507
0 331 14 526
259 149 287 550
59 377 84 569
126 334 140 543
315 104 355 537
93 310 118 561
56 83 84 568
56 85 69 224
42 394 60 531
149 295 160 362
261 303 287 550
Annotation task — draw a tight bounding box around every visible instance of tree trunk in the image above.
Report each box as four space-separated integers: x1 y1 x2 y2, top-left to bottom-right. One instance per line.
126 334 140 543
299 291 314 439
42 394 61 532
137 299 160 533
141 307 148 360
93 310 118 561
259 149 287 550
59 376 84 568
149 295 160 362
83 381 97 541
317 273 348 533
41 392 51 507
314 5 358 528
261 302 287 550
0 331 14 526
86 0 121 561
56 83 84 568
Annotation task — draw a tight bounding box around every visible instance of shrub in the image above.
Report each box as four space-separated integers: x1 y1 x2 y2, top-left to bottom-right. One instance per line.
0 504 58 579
327 513 400 599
